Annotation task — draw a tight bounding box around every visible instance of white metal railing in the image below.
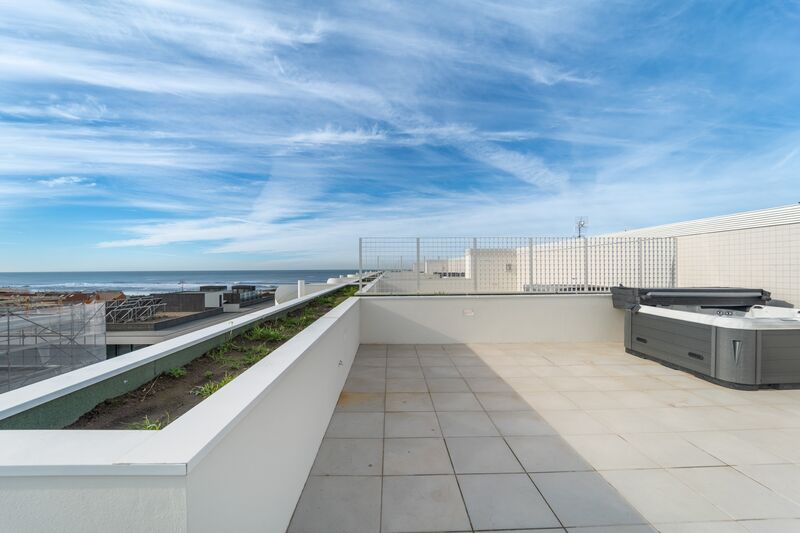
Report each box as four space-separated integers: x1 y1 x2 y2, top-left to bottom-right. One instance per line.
358 237 677 295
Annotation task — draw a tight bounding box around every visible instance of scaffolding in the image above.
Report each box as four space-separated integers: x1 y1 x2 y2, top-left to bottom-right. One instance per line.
1 302 107 394
105 296 165 324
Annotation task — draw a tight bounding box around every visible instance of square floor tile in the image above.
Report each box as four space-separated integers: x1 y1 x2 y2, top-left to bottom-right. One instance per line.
458 366 498 378
562 434 658 470
740 518 800 532
288 476 381 533
506 436 592 472
419 355 456 368
386 378 428 392
381 475 470 533
335 392 385 412
387 357 421 367
353 357 387 368
386 392 434 411
520 391 579 410
488 410 556 436
383 438 453 475
533 471 647 527
387 366 425 379
504 376 551 392
415 344 446 355
466 377 515 392
431 392 482 411
602 469 729 524
670 466 800 520
538 410 610 435
480 530 565 533
567 527 657 533
357 345 387 356
427 378 470 392
588 408 670 433
437 411 499 437
423 366 462 378
653 523 747 533
349 366 386 380
452 356 488 367
458 473 560 530
385 412 441 437
621 433 723 468
325 412 384 438
387 345 416 356
476 392 532 411
736 464 800 506
343 376 386 393
446 437 523 473
680 431 785 466
311 438 383 476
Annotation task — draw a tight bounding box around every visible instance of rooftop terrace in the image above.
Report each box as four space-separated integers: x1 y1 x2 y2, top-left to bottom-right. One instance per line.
290 342 800 533
2 208 800 532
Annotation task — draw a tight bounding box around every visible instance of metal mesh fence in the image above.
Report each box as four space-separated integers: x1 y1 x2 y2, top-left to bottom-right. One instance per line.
359 237 677 295
1 302 107 393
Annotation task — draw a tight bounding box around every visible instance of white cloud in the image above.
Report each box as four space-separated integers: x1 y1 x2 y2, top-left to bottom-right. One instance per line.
528 60 595 86
37 176 95 187
2 1 799 269
287 125 386 145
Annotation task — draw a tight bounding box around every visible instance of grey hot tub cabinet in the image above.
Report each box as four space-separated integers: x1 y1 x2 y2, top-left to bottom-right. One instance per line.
623 308 800 388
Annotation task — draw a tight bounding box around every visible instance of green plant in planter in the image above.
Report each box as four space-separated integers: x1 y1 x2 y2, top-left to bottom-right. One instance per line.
192 373 234 398
129 413 169 430
165 367 186 379
245 324 287 342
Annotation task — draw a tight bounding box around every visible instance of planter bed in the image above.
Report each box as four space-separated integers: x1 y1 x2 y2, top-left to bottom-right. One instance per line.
69 285 357 430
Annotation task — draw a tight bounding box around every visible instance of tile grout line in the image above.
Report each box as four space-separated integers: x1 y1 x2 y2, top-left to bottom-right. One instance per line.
428 345 477 533
379 343 388 533
473 355 568 532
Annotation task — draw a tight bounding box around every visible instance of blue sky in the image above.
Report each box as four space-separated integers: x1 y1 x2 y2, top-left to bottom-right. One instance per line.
1 1 799 271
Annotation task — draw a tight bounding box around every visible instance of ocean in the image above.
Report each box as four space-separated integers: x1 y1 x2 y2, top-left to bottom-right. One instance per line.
0 270 357 295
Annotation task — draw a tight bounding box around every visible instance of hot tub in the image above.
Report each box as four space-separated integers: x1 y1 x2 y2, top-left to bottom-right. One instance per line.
612 287 800 388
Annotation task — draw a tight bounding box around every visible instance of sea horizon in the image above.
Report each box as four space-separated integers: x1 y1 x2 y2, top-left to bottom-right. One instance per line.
0 269 358 295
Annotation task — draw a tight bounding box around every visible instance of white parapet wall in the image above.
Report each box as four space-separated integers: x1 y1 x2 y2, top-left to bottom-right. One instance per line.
360 294 624 344
0 297 360 533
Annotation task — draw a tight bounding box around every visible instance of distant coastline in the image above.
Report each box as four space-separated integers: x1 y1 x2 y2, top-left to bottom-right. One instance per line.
0 270 356 295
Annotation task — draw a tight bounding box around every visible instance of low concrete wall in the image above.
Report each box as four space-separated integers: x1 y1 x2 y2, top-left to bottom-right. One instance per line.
0 474 188 533
183 298 359 532
360 294 624 344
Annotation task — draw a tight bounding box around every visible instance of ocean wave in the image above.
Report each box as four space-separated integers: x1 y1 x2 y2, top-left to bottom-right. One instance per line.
0 270 356 294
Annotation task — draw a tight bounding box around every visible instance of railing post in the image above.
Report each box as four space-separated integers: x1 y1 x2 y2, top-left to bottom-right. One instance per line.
528 238 533 292
637 238 644 287
416 237 421 295
472 237 478 294
358 237 363 293
672 236 678 287
583 237 589 293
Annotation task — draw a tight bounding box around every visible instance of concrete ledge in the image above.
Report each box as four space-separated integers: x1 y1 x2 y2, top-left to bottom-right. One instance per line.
360 293 624 344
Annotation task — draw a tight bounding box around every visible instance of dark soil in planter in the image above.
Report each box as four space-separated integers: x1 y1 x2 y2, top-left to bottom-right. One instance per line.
68 286 358 430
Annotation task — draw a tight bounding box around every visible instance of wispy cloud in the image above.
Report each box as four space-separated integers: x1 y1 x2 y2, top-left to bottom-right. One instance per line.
287 125 386 145
1 0 799 269
38 176 95 187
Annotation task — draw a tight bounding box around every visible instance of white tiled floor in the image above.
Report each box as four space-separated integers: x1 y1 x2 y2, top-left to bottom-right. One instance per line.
289 342 800 532
506 342 800 531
